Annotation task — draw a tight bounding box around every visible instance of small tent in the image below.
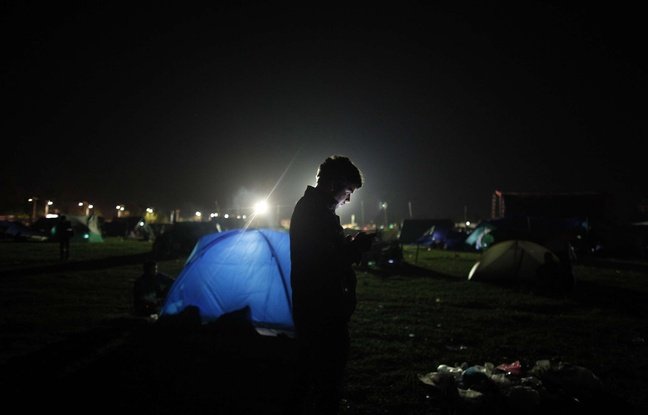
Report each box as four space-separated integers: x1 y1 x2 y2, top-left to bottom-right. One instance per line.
399 219 455 244
468 240 560 285
33 215 103 242
160 228 293 330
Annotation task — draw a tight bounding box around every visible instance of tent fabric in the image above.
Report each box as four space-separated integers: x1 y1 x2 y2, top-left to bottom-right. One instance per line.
160 228 293 330
465 216 588 251
33 215 103 243
399 219 454 244
468 240 559 284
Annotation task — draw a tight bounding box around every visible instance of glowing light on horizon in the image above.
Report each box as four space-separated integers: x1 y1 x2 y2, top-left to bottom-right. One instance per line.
253 200 269 215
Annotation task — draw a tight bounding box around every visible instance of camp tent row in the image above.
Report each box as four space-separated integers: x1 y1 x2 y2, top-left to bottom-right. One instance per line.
159 228 574 333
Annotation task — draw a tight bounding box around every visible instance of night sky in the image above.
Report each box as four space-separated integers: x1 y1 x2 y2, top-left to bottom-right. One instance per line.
3 2 646 225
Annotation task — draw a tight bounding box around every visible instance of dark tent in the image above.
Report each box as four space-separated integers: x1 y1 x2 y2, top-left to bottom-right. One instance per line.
0 221 48 241
399 219 455 244
102 216 153 240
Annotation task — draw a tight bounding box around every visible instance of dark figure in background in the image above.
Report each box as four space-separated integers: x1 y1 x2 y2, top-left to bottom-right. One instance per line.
543 238 576 293
536 251 573 296
133 260 175 317
289 155 375 414
55 215 73 261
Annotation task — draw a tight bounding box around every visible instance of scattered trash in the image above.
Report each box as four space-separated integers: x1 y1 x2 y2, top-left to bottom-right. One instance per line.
445 344 468 351
419 358 607 411
436 364 463 380
496 360 522 376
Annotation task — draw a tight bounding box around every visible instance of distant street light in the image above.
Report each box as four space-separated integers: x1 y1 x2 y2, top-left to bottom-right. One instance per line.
78 201 93 216
45 200 53 216
116 204 125 218
381 202 388 228
28 197 38 223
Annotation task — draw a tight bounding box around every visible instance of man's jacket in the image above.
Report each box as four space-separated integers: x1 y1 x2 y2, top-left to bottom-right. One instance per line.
290 186 361 329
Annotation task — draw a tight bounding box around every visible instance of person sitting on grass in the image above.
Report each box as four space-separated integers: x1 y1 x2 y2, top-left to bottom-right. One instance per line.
133 260 174 317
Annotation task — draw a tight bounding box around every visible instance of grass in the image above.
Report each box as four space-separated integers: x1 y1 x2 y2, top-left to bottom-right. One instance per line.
0 239 647 414
349 246 648 413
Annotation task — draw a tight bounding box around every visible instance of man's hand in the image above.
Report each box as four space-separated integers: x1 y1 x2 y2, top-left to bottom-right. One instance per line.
353 232 376 251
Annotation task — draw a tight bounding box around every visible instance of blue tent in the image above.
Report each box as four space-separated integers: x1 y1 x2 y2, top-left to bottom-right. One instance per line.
160 228 293 330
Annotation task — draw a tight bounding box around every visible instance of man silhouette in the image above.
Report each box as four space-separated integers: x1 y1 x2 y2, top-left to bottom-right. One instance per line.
55 215 73 260
133 260 174 317
289 155 374 414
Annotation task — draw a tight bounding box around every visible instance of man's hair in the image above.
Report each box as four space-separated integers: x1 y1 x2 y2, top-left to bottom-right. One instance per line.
316 155 363 188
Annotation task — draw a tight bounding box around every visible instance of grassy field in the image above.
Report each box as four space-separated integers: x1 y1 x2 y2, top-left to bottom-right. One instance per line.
0 238 646 414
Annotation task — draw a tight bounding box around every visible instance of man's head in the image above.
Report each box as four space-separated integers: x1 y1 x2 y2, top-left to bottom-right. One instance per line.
316 155 363 208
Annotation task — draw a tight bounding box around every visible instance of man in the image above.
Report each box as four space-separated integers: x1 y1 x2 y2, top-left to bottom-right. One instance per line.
55 215 73 261
133 260 175 317
289 155 374 414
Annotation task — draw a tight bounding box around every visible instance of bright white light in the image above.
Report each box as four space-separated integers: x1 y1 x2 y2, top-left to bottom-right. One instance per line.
88 204 93 209
195 211 202 217
46 214 59 218
242 215 247 219
465 221 471 226
139 221 145 227
47 201 53 206
146 208 154 213
224 214 229 219
254 200 269 215
120 206 124 211
78 202 84 207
